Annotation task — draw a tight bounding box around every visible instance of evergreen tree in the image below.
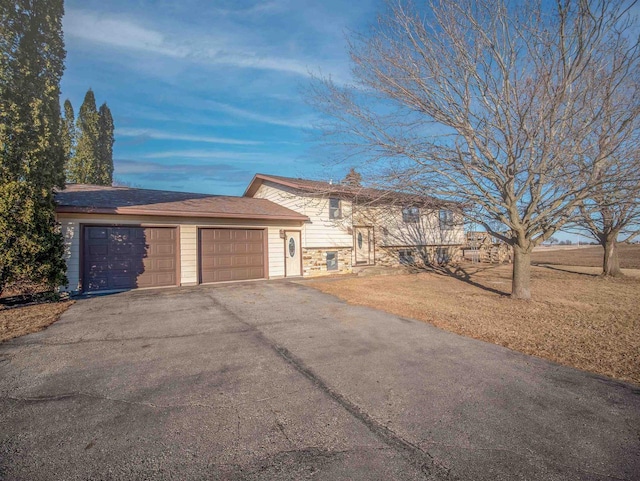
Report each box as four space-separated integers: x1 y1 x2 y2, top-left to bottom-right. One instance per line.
0 0 67 294
97 103 114 185
343 168 362 187
61 99 75 176
70 88 100 184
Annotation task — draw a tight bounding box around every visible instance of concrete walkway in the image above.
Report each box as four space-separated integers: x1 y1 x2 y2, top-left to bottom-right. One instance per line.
1 281 638 480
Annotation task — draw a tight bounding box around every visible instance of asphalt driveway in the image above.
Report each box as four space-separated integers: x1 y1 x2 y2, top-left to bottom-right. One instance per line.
1 280 638 480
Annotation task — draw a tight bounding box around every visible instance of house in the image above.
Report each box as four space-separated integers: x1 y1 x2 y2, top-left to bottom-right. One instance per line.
55 174 465 294
244 174 466 276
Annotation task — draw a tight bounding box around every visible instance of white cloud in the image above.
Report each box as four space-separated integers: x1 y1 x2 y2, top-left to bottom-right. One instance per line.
64 8 317 78
64 10 187 58
203 100 316 128
142 149 298 164
211 1 287 17
116 127 263 145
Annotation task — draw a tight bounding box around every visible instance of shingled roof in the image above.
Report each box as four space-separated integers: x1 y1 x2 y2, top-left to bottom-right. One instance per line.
244 173 447 207
55 184 309 221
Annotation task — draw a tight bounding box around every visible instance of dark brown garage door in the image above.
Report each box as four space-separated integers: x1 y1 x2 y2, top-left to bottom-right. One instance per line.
199 228 265 283
83 226 178 292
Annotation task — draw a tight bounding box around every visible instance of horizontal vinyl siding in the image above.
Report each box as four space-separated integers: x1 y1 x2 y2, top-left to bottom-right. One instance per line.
355 207 466 247
253 182 301 212
267 227 285 277
57 213 302 292
253 182 353 249
302 197 353 248
180 225 197 284
60 219 81 292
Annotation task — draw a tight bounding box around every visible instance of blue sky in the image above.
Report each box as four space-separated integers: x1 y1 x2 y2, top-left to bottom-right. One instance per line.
61 0 383 195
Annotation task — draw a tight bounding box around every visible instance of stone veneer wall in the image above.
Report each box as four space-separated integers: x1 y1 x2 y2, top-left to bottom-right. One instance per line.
303 248 353 276
376 245 463 268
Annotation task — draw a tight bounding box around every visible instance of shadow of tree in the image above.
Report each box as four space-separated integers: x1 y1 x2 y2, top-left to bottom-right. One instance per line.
532 263 600 277
408 263 511 296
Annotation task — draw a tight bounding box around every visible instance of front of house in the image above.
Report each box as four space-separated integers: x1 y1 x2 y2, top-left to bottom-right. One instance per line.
56 174 465 294
245 174 466 276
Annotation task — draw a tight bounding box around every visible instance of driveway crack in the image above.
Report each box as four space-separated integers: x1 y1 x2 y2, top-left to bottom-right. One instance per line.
206 293 454 480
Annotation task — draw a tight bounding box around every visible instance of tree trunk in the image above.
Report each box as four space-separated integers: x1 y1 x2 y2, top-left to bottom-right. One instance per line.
602 237 623 277
511 246 532 300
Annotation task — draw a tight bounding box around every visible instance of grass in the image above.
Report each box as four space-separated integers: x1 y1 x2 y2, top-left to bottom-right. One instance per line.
309 262 640 385
0 300 73 343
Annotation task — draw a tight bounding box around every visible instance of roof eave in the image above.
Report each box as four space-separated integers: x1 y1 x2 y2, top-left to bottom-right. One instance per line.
55 206 309 222
244 174 314 197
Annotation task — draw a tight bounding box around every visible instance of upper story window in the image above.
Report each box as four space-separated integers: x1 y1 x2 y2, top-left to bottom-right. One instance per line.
402 206 420 223
439 209 455 230
329 198 342 219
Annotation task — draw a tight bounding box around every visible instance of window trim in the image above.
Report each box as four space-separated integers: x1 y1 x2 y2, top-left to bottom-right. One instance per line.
402 206 420 223
439 209 455 230
326 251 338 271
398 249 415 265
329 198 342 220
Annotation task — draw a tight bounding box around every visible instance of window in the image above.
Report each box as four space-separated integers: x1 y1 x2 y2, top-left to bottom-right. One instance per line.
439 209 455 230
436 247 450 264
326 251 338 271
402 206 420 223
329 198 341 219
399 249 415 265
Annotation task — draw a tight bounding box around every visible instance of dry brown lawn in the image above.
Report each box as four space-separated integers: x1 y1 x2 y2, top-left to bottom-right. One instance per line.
310 264 640 385
0 301 73 343
532 244 640 269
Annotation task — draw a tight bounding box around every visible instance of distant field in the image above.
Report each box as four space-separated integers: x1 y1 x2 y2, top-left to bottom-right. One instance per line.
531 244 640 269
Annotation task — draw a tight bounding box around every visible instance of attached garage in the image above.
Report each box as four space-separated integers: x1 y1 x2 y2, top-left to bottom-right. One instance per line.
83 226 178 292
199 228 266 283
55 184 308 294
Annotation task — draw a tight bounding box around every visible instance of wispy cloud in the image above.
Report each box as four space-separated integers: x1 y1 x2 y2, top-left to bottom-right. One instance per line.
64 9 316 77
115 158 243 176
211 1 285 17
116 127 263 145
142 149 299 164
203 100 316 128
63 10 186 58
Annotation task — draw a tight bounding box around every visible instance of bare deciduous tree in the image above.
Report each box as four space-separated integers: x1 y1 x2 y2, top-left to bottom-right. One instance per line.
310 0 640 299
574 159 640 276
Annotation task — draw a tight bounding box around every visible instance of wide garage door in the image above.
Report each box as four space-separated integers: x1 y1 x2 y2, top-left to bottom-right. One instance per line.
83 226 178 292
199 228 265 283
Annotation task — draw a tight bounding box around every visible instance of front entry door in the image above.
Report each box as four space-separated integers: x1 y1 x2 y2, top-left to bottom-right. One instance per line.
285 231 302 276
354 226 374 265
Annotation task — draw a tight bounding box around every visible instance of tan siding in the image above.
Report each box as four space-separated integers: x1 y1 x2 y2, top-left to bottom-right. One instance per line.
253 182 353 249
252 183 466 251
267 227 285 277
56 213 302 292
180 225 197 284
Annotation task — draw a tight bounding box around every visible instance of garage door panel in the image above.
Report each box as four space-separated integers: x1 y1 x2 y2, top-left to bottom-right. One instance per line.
214 243 234 255
89 228 108 239
150 228 176 241
86 276 108 291
199 228 265 283
83 226 177 292
154 258 177 270
87 244 108 257
154 244 175 256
